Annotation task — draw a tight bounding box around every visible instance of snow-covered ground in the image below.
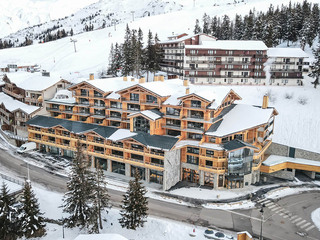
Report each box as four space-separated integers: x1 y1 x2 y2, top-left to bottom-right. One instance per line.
312 208 320 232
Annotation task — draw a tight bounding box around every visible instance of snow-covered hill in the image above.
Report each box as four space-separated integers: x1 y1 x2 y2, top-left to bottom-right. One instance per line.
0 0 319 154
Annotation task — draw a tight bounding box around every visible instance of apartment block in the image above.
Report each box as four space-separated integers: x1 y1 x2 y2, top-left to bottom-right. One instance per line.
28 76 278 189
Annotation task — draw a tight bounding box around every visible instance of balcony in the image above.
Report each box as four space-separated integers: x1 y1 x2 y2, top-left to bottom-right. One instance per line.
3 88 24 99
92 104 105 109
46 107 60 112
163 124 181 130
76 101 90 107
73 111 90 116
182 103 206 109
183 126 204 134
140 101 158 106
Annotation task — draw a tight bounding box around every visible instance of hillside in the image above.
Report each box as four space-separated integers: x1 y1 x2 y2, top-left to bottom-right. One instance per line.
0 0 319 154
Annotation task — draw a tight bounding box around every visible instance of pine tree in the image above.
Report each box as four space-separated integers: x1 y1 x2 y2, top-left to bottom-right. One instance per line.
62 140 95 229
233 14 243 40
220 15 231 40
119 169 148 230
93 161 110 231
153 33 162 74
308 39 320 89
135 28 144 77
202 13 210 34
19 181 46 238
0 183 21 240
122 24 133 76
144 30 155 81
194 19 202 34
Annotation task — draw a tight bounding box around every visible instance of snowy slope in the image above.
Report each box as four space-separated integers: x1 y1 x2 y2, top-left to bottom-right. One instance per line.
0 0 319 154
0 0 100 38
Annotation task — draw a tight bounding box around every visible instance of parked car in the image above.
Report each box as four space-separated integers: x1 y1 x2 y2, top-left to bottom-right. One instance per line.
17 142 36 154
204 229 234 239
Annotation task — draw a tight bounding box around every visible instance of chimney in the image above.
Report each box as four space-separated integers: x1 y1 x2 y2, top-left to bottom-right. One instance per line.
89 73 94 80
139 77 145 84
123 76 127 81
262 94 269 109
131 77 135 82
183 79 189 87
159 75 164 82
186 87 190 95
154 75 158 82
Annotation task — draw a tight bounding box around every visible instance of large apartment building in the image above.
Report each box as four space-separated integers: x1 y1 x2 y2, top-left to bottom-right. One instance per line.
267 48 309 86
160 33 308 86
28 76 278 190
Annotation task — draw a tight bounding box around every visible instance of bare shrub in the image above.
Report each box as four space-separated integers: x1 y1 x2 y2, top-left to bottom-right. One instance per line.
297 96 308 105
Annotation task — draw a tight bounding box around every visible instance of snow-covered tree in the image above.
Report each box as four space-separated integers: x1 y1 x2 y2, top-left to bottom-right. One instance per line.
309 39 320 89
144 30 155 81
122 24 133 76
0 183 21 240
62 140 95 230
119 169 148 230
19 181 46 238
202 13 211 34
92 161 110 231
194 19 202 34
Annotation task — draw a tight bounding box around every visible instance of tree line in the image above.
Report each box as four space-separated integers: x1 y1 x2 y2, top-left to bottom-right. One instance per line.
194 0 319 48
107 25 163 81
1 140 149 239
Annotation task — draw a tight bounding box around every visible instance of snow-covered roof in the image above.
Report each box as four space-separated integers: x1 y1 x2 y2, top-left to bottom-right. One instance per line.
107 129 137 141
267 48 309 58
160 33 215 44
74 234 128 240
206 104 274 137
84 76 139 93
263 155 320 167
0 92 40 114
186 40 268 50
46 89 76 104
175 140 224 151
6 71 65 91
129 109 163 121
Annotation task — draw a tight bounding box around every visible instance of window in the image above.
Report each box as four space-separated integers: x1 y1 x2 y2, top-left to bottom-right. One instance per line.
242 65 249 69
151 158 164 166
130 93 139 102
110 101 122 109
133 116 150 133
227 57 234 63
208 50 214 55
166 107 180 116
166 119 180 126
187 133 202 140
127 104 140 111
146 95 157 103
242 58 249 63
206 160 213 166
191 100 201 108
187 147 199 154
242 72 249 77
206 150 214 156
150 170 163 184
187 155 199 165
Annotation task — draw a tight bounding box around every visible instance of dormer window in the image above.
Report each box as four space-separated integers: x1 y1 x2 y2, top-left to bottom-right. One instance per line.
146 95 157 104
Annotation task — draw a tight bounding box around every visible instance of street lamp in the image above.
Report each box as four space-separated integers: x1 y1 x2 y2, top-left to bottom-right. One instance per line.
260 203 265 240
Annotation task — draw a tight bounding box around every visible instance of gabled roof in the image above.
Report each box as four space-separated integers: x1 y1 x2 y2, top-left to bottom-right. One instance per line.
160 33 216 44
131 132 179 151
223 139 258 151
0 92 40 115
206 104 276 137
128 109 163 121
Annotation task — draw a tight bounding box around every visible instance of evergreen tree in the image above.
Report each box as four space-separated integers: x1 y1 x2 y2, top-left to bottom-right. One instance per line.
308 39 320 89
144 30 155 81
202 13 210 34
242 10 254 40
93 161 110 231
119 169 148 230
107 43 116 76
153 33 162 74
19 181 46 238
194 19 202 34
122 24 133 76
233 14 243 40
0 183 20 240
220 15 231 40
62 140 95 230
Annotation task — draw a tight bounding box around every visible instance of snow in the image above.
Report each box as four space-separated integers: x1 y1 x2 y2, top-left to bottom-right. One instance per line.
74 234 128 240
48 89 76 104
206 104 274 137
6 71 64 91
186 40 268 50
311 208 320 232
175 140 224 151
263 155 320 167
108 129 137 142
0 175 23 195
0 92 40 114
267 48 309 58
129 110 162 121
87 77 138 93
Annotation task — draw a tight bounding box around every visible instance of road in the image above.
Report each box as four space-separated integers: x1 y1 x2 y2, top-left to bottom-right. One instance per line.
1 148 319 240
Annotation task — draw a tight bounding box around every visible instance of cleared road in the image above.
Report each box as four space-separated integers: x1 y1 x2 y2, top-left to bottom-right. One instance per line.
1 148 319 240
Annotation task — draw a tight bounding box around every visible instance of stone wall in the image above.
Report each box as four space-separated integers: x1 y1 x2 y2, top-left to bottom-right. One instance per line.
163 149 181 191
266 142 320 162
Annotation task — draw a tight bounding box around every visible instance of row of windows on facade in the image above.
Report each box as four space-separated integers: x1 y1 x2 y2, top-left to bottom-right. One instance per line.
188 56 264 62
189 50 264 55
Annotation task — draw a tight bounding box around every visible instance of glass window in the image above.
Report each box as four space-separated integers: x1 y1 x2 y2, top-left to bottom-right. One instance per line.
187 147 199 154
133 116 150 133
130 93 139 101
150 170 163 184
146 95 157 103
187 155 199 165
